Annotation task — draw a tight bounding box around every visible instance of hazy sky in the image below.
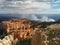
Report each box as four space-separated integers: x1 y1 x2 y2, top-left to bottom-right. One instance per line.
0 0 60 14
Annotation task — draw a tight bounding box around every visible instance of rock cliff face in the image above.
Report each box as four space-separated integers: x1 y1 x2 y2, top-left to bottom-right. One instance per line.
0 18 42 40
1 18 60 45
32 24 60 45
1 19 33 39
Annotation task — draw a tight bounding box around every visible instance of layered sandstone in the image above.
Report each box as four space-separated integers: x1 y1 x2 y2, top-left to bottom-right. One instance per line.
0 18 42 40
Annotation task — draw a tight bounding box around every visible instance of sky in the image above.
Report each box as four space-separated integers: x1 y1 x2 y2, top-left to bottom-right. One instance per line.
0 0 60 14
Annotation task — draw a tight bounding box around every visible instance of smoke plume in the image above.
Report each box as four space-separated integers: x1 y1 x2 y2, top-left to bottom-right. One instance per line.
41 16 55 22
21 15 55 22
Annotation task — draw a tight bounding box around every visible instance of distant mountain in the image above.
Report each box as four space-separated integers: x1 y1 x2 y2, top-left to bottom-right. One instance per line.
0 14 60 22
0 16 18 22
47 14 60 20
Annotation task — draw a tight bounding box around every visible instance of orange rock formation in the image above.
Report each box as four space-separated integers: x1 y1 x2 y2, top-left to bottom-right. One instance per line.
2 19 34 40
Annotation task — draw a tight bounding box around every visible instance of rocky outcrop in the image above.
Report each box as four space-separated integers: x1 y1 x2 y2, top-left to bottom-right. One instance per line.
1 19 33 39
32 24 60 45
0 18 60 45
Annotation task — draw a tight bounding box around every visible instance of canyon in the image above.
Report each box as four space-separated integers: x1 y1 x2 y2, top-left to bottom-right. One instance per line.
0 18 60 45
0 18 42 40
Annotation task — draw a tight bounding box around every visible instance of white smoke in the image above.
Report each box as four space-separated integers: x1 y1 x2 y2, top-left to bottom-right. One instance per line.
21 15 55 22
41 16 55 22
28 15 39 21
21 15 39 21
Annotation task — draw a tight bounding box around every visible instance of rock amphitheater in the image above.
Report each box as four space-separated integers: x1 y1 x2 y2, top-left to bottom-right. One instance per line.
0 18 60 45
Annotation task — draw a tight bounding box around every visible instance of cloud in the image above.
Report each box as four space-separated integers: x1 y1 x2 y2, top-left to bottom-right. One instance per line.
38 9 60 14
6 0 52 2
0 0 51 14
4 1 50 8
0 0 5 4
0 0 60 14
